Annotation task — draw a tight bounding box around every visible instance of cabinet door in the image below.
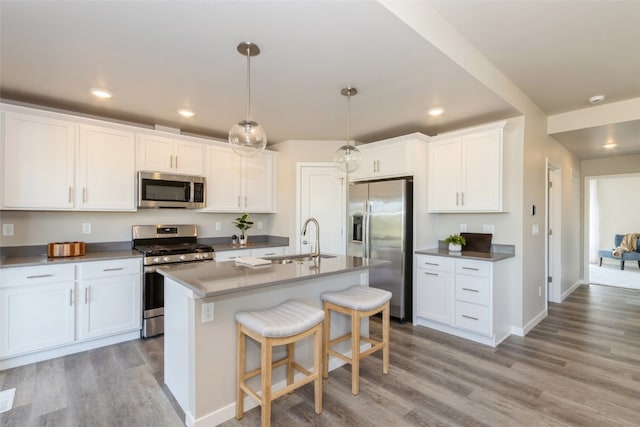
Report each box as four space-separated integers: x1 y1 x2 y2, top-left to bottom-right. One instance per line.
77 274 141 340
0 282 75 357
204 145 243 211
78 124 136 210
137 134 174 173
349 145 376 181
375 142 408 178
428 137 461 212
243 152 276 212
461 129 502 211
2 112 75 209
174 139 203 175
416 268 452 324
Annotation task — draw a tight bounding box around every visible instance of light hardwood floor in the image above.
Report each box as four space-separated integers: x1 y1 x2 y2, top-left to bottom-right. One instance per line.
2 283 639 426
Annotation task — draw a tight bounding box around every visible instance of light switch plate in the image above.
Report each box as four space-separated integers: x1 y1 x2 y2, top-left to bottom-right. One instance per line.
215 222 222 231
2 224 14 236
202 302 215 323
460 224 467 232
482 224 495 234
82 223 91 234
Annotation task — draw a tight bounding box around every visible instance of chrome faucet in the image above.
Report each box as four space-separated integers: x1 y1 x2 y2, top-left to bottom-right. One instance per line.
301 217 320 258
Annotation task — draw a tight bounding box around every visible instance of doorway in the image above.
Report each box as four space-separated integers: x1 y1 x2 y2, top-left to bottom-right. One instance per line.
296 163 346 255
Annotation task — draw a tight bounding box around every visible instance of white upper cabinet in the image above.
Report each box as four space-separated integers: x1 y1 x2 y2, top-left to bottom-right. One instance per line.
78 124 136 211
203 145 277 213
428 121 505 212
2 111 76 209
137 133 203 175
1 107 136 211
349 133 428 181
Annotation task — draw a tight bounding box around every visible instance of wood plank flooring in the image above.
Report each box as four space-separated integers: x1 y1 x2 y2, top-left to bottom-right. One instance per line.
2 283 639 427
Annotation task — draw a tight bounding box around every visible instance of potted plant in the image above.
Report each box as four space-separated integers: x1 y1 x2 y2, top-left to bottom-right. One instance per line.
233 213 254 245
444 234 466 252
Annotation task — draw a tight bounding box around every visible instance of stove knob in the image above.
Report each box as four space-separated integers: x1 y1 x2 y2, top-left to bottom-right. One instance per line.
179 255 186 261
202 253 209 258
194 254 202 260
153 257 160 264
163 257 170 263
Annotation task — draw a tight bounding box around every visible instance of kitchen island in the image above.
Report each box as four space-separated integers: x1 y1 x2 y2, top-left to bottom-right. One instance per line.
157 255 388 427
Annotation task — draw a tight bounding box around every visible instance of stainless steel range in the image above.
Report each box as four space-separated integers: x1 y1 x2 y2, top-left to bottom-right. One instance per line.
133 224 214 338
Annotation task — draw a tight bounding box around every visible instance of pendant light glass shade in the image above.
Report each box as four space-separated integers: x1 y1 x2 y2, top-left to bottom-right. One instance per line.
229 42 267 157
334 87 361 173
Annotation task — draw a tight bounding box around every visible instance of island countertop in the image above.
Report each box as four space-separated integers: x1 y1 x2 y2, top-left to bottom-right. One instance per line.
157 254 388 298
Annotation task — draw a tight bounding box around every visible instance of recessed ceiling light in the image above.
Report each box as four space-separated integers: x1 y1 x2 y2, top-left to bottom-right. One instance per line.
90 88 112 99
603 143 617 149
428 107 445 116
588 95 605 105
178 109 195 118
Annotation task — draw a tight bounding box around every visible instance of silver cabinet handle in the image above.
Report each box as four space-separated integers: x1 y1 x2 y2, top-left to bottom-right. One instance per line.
424 272 439 276
462 287 479 293
170 155 174 169
263 252 276 256
26 274 53 279
175 155 178 169
69 289 74 306
84 286 89 304
423 262 439 266
456 192 459 206
462 314 479 321
461 192 464 206
462 267 480 271
103 267 124 272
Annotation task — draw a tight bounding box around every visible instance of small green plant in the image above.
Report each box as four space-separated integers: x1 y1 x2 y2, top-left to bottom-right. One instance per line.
444 234 466 246
233 213 254 235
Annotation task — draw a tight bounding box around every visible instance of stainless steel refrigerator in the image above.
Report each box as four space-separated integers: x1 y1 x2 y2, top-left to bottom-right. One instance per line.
347 179 413 321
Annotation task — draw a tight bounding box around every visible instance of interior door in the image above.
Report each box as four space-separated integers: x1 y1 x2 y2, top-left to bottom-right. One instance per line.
298 164 346 254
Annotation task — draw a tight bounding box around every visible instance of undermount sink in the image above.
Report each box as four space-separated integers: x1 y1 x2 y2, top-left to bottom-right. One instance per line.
262 253 337 264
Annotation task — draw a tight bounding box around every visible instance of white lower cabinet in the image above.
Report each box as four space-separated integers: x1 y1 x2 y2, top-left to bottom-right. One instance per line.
415 254 511 347
215 246 286 261
0 258 142 369
77 259 141 340
0 265 75 358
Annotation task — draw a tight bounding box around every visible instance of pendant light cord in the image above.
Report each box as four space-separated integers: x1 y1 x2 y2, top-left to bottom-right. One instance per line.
246 47 251 121
347 92 351 147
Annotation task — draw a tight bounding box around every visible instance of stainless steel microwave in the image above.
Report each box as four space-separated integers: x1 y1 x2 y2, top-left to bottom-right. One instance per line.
138 171 205 208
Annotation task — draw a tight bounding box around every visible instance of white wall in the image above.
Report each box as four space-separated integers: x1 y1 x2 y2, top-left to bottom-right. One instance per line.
0 209 275 247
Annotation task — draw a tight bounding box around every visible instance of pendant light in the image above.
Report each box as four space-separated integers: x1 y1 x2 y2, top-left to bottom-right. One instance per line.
333 87 361 173
229 42 267 157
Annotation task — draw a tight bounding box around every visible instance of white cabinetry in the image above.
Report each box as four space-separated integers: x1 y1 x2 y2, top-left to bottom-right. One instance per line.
76 259 141 340
0 258 142 370
204 145 277 212
137 133 203 175
415 253 511 347
1 107 137 211
428 121 505 212
415 255 453 324
350 133 428 182
0 265 76 358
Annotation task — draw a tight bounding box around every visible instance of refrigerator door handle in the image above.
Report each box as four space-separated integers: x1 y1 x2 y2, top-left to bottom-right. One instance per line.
363 200 372 258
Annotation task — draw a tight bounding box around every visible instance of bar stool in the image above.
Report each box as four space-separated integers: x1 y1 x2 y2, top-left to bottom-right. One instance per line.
321 285 391 395
235 300 324 427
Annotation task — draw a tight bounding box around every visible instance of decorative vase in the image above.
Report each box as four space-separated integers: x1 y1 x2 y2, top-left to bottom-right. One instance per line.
239 235 247 246
448 243 462 252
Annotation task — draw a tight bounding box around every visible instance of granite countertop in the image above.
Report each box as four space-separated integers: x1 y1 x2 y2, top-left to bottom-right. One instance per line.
0 250 142 268
157 255 389 298
212 242 288 252
415 247 515 262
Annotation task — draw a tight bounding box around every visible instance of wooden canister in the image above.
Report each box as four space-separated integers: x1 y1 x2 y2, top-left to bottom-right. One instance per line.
47 242 86 257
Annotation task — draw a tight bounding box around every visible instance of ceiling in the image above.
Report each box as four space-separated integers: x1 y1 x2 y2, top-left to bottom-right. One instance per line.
1 1 639 160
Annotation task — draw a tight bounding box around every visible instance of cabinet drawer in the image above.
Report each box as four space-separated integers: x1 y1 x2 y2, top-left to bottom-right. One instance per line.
416 255 454 272
251 247 285 258
455 259 490 277
455 301 490 335
78 258 141 279
455 275 490 306
1 264 75 287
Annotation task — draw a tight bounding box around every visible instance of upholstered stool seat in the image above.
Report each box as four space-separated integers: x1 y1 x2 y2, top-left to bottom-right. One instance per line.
321 285 391 395
235 300 324 427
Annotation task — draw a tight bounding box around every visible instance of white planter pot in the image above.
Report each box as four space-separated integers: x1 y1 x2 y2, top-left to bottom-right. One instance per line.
448 243 462 252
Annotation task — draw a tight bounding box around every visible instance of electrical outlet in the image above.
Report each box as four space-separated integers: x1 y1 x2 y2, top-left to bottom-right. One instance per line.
257 221 263 230
215 222 222 231
202 302 215 323
82 223 91 234
532 224 539 235
482 224 495 234
460 224 467 232
538 286 542 297
2 224 14 236
360 272 368 286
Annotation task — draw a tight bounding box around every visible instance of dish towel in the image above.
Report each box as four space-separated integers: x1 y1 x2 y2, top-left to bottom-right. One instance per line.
234 257 273 267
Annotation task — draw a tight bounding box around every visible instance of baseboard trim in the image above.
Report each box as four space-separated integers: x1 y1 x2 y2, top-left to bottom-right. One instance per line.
561 280 583 302
511 309 547 337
